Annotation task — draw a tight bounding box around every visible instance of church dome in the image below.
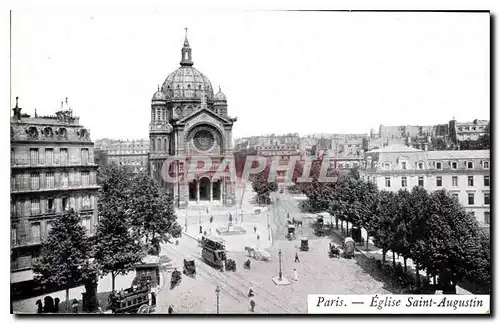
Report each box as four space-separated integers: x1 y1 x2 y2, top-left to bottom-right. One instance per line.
162 66 214 100
160 30 214 100
152 89 166 101
214 87 227 102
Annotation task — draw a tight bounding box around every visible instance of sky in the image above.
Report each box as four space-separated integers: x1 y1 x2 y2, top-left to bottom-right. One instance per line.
10 8 490 140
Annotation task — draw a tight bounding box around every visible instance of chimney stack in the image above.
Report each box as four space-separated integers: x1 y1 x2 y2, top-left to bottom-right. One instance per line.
12 97 22 120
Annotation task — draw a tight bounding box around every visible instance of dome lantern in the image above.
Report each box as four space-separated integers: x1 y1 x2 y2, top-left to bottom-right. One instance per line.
180 27 193 67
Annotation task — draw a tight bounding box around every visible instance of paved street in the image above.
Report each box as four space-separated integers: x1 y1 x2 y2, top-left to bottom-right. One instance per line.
155 186 391 314
13 184 392 314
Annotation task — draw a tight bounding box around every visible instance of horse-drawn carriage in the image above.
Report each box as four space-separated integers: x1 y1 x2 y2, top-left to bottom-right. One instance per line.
328 241 341 258
170 269 182 289
287 225 296 240
300 237 309 251
342 237 355 259
225 259 237 272
245 246 271 261
183 258 196 277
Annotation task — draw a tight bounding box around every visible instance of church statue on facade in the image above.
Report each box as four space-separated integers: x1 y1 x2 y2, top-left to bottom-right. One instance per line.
149 29 237 208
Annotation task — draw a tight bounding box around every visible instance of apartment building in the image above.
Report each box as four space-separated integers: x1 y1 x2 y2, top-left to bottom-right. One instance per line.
10 98 99 288
359 144 490 227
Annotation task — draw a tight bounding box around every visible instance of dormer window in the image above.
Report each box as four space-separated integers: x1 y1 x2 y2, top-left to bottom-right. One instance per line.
451 161 458 170
417 162 424 170
401 161 407 170
467 161 474 169
383 163 391 170
483 161 489 169
436 162 442 170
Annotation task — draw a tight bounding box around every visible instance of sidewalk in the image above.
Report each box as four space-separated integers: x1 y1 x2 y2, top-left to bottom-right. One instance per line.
330 220 473 295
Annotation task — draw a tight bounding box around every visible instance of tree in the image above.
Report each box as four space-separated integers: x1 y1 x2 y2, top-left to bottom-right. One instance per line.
129 171 180 243
252 166 278 204
421 190 487 293
405 186 432 286
94 164 144 292
32 209 93 313
369 191 398 262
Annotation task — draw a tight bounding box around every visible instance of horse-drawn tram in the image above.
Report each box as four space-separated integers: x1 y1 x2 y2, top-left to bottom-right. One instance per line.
200 236 227 269
108 285 151 314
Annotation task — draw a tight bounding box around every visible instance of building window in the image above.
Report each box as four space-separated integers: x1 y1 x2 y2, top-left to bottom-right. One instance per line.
46 222 53 236
30 173 40 190
417 162 424 170
451 162 458 170
484 193 490 205
162 108 166 121
45 172 55 189
468 193 474 205
484 176 490 186
82 195 91 209
452 193 459 200
345 163 350 169
31 223 41 244
436 162 442 170
11 227 17 246
31 198 40 215
62 197 69 211
82 171 90 186
452 176 458 187
45 148 53 166
61 172 69 188
30 148 39 166
468 176 474 186
383 163 390 170
81 217 91 233
401 161 407 170
385 177 391 188
484 212 490 225
81 149 89 165
436 176 442 187
483 161 489 169
156 108 161 121
418 176 424 187
74 172 81 186
467 161 474 169
47 198 55 212
401 177 407 187
60 148 68 166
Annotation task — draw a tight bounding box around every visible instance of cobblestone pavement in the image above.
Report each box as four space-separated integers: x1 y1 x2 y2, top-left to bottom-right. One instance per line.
157 231 391 314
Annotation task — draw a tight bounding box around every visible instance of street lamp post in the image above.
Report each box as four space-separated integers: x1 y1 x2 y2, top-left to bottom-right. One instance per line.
215 286 220 314
278 249 283 281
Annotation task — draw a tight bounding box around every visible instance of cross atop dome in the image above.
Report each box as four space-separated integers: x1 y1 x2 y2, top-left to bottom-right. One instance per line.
181 28 193 66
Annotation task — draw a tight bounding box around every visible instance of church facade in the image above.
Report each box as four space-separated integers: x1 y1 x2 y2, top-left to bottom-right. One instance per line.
149 32 237 208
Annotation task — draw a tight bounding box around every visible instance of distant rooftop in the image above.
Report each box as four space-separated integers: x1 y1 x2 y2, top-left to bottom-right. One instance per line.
367 144 422 153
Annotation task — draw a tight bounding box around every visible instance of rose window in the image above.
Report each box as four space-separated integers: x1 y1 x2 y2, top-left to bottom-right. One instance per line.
193 130 215 151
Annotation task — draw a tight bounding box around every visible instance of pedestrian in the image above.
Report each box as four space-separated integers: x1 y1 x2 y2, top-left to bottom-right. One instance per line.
295 252 300 262
287 212 290 219
168 305 174 314
257 234 260 241
151 292 157 306
293 269 299 281
250 299 256 312
36 300 43 314
71 299 79 313
253 226 257 233
209 215 214 223
248 285 255 298
54 298 60 313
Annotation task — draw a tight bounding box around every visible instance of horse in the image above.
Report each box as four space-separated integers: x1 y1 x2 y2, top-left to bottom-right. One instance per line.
245 246 256 258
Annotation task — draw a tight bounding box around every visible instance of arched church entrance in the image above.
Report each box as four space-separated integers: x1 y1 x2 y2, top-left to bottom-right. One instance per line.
199 177 211 201
212 180 221 201
189 180 197 201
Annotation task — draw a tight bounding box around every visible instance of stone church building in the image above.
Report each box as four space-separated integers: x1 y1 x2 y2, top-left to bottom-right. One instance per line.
149 31 237 208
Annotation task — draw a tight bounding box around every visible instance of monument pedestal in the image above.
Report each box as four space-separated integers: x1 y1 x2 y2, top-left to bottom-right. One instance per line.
272 276 290 286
